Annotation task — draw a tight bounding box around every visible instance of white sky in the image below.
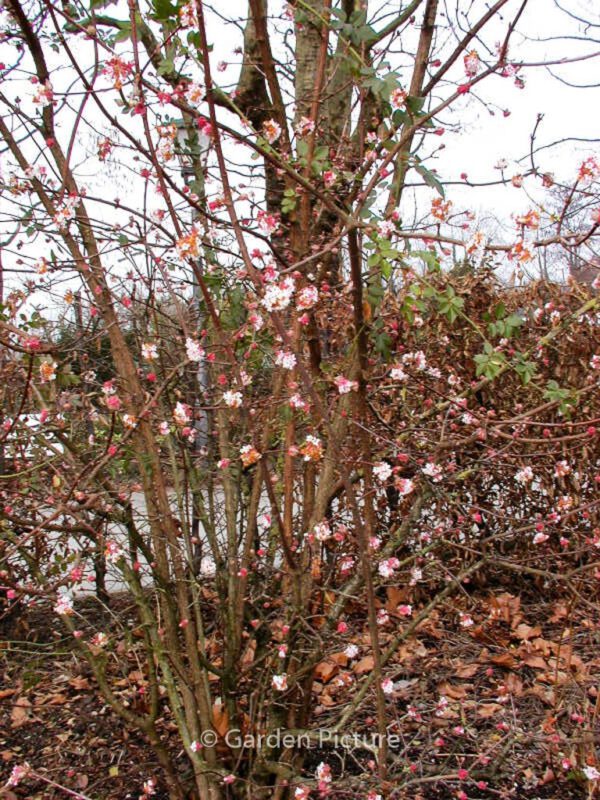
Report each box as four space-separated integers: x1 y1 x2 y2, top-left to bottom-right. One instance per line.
1 0 599 298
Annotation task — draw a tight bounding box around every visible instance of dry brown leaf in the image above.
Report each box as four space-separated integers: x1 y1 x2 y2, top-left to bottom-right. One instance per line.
478 702 503 718
314 660 339 683
68 676 91 691
490 652 518 668
353 656 375 675
386 586 410 612
539 767 556 786
521 653 547 670
455 663 478 678
35 692 68 706
505 672 523 696
487 592 521 625
438 681 468 700
549 602 568 622
513 623 542 641
212 701 229 738
11 698 33 728
241 640 256 667
329 652 349 667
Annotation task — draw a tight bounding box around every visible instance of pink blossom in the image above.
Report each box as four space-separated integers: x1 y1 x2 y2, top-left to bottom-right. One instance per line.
378 557 400 578
106 394 122 411
334 375 358 394
296 285 319 310
262 119 282 144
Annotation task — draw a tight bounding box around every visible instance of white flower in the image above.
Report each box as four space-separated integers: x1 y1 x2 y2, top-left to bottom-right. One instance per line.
378 557 400 578
296 286 318 310
190 740 202 752
289 393 308 411
7 764 29 787
515 466 534 485
142 342 158 361
334 375 358 394
275 350 297 370
402 350 427 370
373 461 392 482
339 555 355 573
344 644 359 659
313 520 331 542
186 338 205 362
584 766 600 781
173 402 192 426
381 678 395 694
54 593 74 616
272 673 288 691
295 116 315 136
223 390 243 408
378 220 395 238
590 355 600 370
185 81 204 106
105 540 124 563
390 87 407 109
248 312 264 331
396 478 414 496
377 608 389 625
410 567 423 585
422 462 443 482
390 365 408 381
554 460 571 478
39 360 58 383
32 80 53 107
261 278 296 312
315 762 332 783
263 119 282 144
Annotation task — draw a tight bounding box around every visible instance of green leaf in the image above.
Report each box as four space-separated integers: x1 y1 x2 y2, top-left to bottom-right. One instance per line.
514 355 537 385
413 162 445 197
380 259 392 279
436 288 464 323
474 346 505 380
157 57 175 75
113 20 132 42
151 0 177 20
405 95 426 115
411 249 440 272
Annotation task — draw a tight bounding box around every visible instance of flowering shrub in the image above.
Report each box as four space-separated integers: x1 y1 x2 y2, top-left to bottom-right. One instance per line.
1 1 600 799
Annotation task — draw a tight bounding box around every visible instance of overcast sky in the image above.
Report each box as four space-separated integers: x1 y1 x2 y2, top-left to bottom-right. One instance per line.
1 0 599 298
